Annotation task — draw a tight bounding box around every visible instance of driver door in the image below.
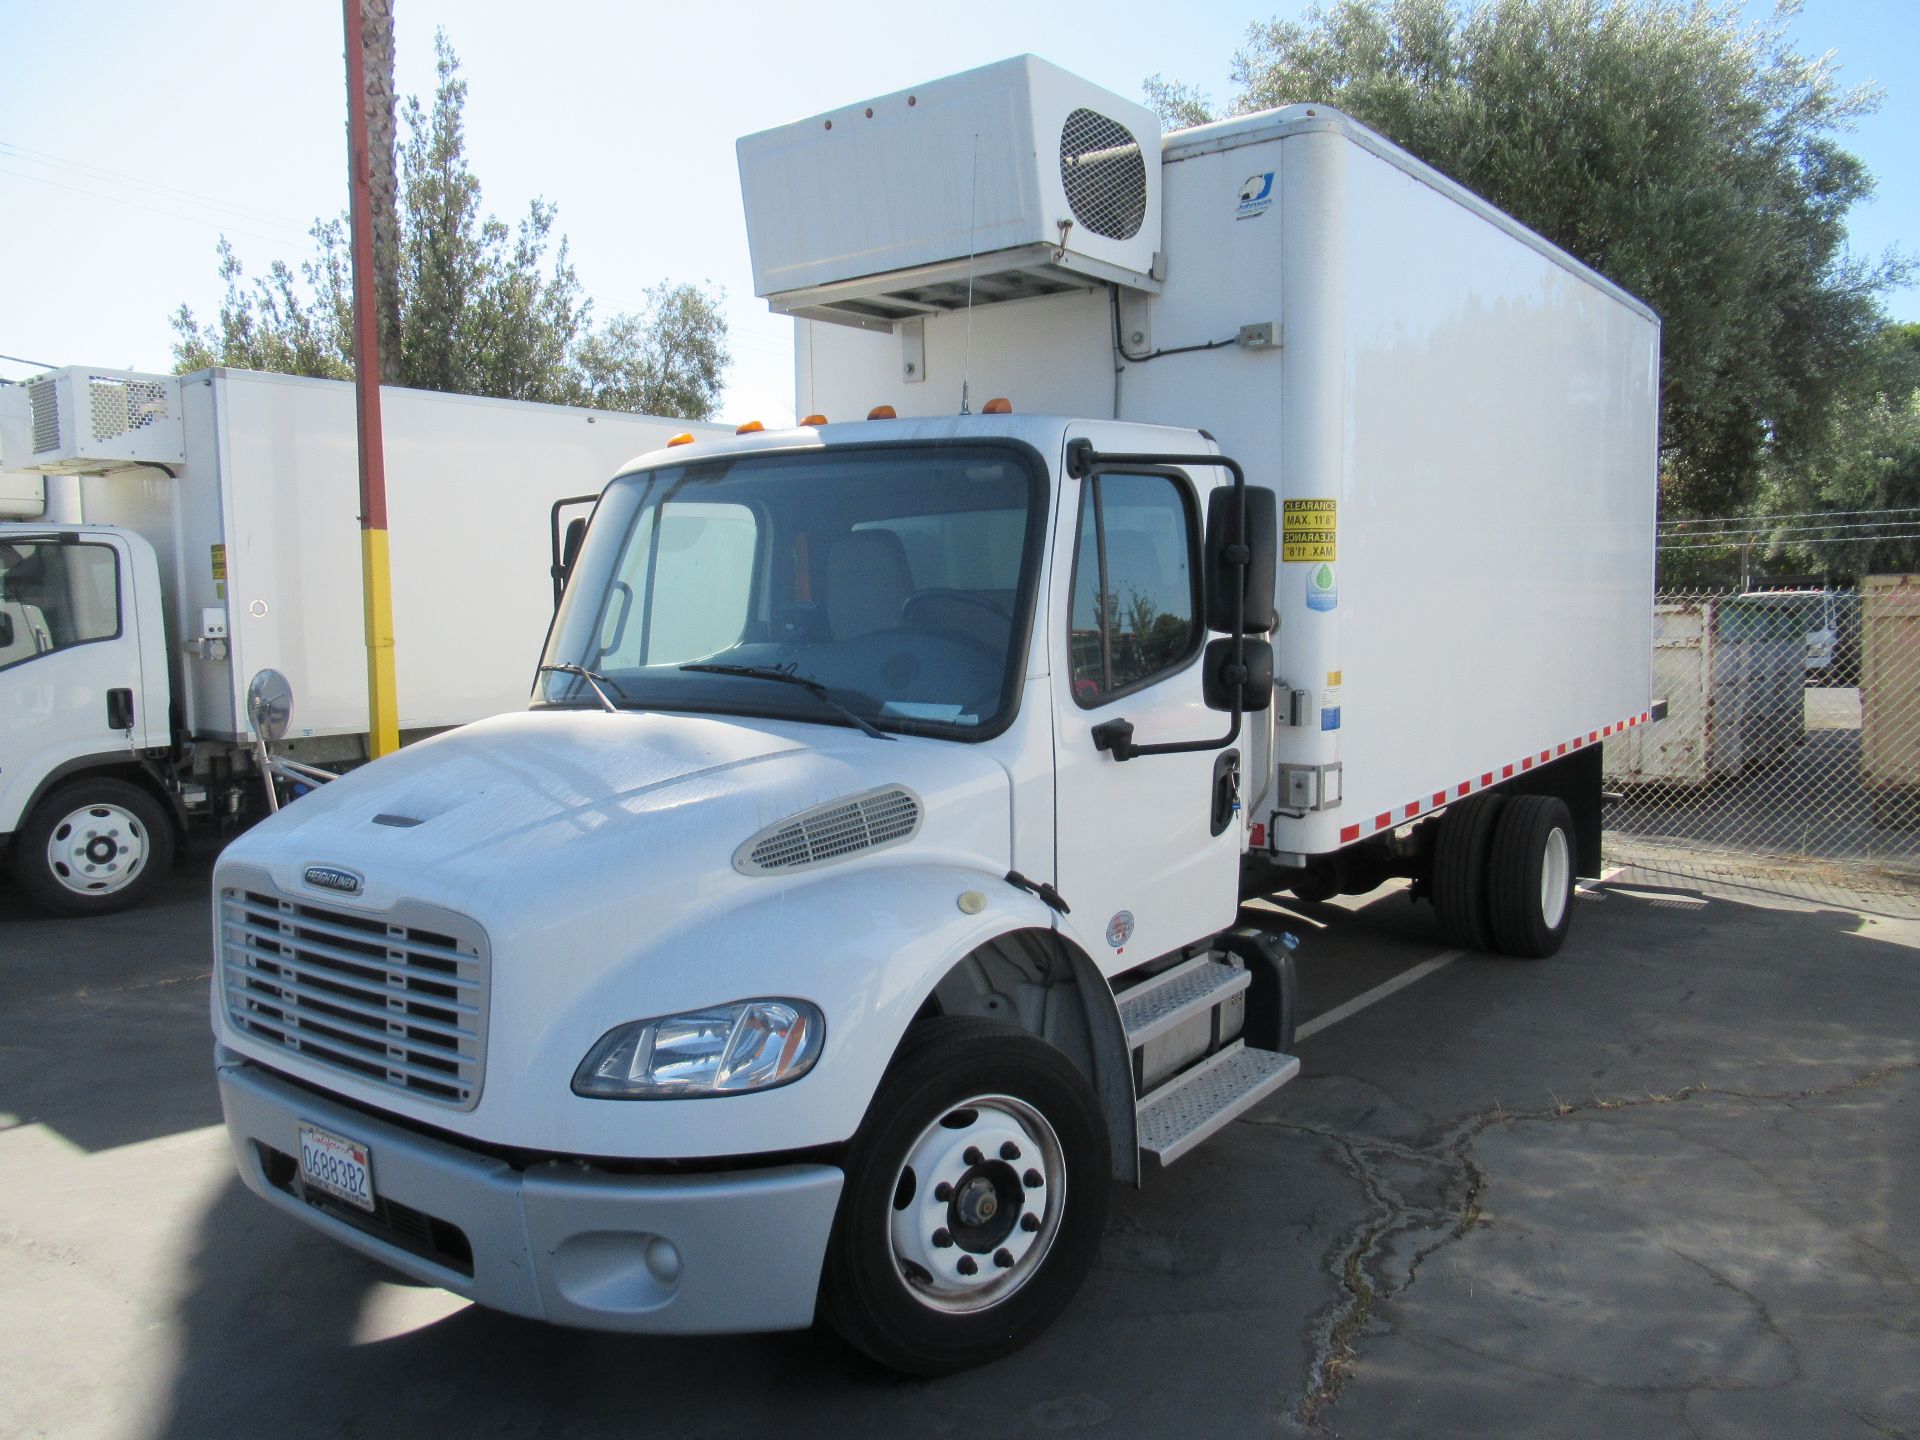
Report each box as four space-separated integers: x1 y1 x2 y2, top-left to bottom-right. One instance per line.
1046 427 1243 975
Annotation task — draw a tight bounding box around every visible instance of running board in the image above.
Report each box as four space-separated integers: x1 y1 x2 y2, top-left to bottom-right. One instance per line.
1118 955 1250 1047
1136 1041 1300 1166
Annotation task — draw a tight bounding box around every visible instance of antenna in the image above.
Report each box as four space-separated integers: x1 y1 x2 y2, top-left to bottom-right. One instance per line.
960 131 979 416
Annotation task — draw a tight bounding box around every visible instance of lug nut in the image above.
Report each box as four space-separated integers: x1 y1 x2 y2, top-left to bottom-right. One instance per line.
933 1182 952 1202
963 1146 983 1166
1000 1141 1021 1160
1021 1213 1040 1232
932 1228 952 1248
995 1248 1014 1268
1024 1168 1043 1188
957 1256 978 1276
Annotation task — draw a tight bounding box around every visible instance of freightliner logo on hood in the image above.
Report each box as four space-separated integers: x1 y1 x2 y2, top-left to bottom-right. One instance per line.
303 865 364 896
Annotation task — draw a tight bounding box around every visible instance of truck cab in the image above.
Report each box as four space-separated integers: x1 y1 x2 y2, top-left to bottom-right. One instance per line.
1 523 178 911
212 412 1298 1374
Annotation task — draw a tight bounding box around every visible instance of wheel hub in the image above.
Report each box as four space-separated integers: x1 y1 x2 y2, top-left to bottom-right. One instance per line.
889 1095 1065 1313
46 803 149 896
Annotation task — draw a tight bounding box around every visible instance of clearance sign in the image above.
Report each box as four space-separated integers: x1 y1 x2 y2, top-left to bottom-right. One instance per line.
1282 499 1337 562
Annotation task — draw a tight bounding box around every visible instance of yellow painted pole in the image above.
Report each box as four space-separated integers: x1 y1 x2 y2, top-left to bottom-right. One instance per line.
343 0 400 757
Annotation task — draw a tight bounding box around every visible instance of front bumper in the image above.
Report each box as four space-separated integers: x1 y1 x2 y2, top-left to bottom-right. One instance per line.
217 1058 844 1334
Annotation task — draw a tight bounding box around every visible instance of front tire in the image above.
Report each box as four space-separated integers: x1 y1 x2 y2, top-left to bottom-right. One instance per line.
1486 794 1576 958
822 1016 1111 1375
11 779 176 917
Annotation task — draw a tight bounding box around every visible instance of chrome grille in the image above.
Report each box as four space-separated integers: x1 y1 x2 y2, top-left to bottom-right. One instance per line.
736 787 922 874
219 888 488 1110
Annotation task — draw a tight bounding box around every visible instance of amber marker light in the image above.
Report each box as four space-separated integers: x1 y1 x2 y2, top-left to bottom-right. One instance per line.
801 414 829 426
867 405 897 420
982 397 1012 414
736 420 765 434
667 433 695 446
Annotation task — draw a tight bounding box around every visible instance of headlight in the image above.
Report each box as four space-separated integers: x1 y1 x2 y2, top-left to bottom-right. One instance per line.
572 999 825 1099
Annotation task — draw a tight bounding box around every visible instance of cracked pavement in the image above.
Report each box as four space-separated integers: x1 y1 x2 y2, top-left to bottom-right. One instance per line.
2 848 1917 1439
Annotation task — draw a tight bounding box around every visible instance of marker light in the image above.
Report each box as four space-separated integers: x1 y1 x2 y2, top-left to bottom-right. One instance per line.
867 405 897 420
736 420 764 434
801 413 829 426
667 433 695 446
983 397 1012 414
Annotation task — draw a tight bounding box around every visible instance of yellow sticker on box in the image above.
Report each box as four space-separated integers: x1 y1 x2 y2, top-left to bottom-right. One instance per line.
1282 499 1337 562
211 543 227 581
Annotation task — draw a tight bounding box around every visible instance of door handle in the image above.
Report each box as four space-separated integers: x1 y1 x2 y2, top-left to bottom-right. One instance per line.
107 687 135 732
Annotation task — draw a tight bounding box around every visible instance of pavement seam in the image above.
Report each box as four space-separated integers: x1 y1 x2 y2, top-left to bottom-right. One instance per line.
1246 1058 1920 1432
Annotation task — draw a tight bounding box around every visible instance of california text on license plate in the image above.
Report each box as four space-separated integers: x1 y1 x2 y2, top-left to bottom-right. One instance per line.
298 1123 375 1212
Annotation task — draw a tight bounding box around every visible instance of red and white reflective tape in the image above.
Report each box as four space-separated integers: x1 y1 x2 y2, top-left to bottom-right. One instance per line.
1334 710 1652 846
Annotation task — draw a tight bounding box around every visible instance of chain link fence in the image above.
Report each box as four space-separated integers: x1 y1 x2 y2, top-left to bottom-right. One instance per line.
1604 580 1920 913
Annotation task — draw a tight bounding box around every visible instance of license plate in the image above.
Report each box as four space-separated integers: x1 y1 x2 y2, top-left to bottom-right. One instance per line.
298 1123 375 1212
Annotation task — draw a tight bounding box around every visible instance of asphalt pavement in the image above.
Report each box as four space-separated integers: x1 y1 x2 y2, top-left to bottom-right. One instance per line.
2 842 1915 1439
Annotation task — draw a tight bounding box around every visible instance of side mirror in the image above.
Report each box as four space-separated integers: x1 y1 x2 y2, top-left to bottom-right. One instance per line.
1203 485 1277 635
1203 636 1273 712
555 517 588 601
0 611 12 648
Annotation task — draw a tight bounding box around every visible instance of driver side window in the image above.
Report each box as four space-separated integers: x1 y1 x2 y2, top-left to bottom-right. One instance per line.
1067 472 1201 707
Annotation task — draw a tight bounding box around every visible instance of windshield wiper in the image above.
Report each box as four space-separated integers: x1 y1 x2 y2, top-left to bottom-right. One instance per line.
679 663 894 741
537 662 631 714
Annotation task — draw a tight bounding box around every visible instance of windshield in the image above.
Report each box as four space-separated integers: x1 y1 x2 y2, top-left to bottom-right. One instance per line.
537 443 1046 740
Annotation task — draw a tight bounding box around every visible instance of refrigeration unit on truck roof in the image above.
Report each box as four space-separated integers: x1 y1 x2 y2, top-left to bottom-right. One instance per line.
738 54 1164 331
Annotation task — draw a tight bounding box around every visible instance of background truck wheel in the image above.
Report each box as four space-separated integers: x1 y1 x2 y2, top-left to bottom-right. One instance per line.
1432 792 1506 951
821 1016 1111 1376
11 779 175 917
1486 794 1576 958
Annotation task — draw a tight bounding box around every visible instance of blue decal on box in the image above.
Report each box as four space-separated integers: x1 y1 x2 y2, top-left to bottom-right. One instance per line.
1236 172 1275 219
1306 562 1337 612
1321 706 1342 731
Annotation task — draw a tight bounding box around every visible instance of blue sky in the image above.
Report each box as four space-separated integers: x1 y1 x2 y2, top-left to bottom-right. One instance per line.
1 0 1911 426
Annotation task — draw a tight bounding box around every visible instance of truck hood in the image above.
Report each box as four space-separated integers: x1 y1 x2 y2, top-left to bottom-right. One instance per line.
217 707 1014 936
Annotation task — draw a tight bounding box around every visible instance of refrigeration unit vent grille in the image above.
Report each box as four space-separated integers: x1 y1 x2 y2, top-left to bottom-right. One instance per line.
29 380 59 453
736 786 922 874
89 375 172 444
1059 107 1148 241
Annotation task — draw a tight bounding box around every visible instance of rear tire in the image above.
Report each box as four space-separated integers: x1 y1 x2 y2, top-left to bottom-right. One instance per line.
821 1017 1110 1375
1486 795 1576 959
11 779 175 917
1431 793 1505 951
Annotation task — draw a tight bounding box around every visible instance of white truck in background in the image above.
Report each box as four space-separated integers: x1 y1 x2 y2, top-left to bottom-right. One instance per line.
209 57 1658 1374
0 365 725 914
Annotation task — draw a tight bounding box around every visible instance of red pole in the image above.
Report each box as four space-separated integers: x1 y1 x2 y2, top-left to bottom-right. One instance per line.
342 0 400 756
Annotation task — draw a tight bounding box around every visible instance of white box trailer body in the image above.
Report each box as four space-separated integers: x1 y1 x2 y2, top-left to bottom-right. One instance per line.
769 77 1659 863
0 364 725 908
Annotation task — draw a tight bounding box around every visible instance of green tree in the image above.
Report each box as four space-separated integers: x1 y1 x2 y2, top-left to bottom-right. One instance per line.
1755 323 1920 580
171 33 729 420
1146 0 1907 517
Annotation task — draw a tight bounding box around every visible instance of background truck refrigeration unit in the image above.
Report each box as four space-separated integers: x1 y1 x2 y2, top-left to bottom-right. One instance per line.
0 365 727 912
741 56 1660 876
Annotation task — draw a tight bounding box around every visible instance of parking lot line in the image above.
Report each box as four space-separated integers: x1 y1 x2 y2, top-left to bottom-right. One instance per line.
1295 950 1467 1042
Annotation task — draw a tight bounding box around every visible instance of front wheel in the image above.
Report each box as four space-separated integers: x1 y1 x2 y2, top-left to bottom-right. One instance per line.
11 779 176 917
821 1017 1111 1375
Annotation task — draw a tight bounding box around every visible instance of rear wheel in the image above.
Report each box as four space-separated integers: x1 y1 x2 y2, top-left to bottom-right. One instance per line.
821 1017 1110 1375
12 778 176 917
1486 794 1575 958
1431 792 1505 951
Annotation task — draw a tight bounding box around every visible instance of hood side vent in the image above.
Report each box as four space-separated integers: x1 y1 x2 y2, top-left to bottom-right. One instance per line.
736 786 922 876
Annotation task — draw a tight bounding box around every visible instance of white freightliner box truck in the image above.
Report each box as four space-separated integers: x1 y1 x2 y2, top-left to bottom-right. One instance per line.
0 365 725 914
209 57 1658 1374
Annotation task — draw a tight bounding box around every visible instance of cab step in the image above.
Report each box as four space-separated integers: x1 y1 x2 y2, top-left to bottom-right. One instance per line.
1117 955 1250 1046
1136 1041 1300 1166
